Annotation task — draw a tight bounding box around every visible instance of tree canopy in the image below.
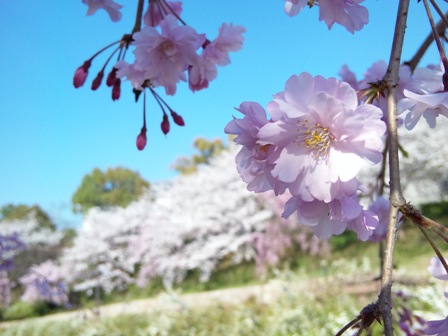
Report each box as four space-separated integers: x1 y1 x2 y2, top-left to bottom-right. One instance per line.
72 167 150 214
0 204 56 231
171 137 227 175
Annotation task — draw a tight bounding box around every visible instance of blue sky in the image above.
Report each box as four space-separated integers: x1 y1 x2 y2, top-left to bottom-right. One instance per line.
0 1 442 228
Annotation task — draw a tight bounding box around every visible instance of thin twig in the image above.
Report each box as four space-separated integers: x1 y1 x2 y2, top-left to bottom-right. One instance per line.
335 315 361 336
404 11 448 72
417 226 448 274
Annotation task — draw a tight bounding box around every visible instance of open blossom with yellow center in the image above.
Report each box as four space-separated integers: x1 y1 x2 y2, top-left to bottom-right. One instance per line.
294 120 335 159
256 72 386 202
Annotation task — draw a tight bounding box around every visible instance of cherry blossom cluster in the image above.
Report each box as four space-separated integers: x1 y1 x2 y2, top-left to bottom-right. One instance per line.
75 0 245 150
225 72 387 240
283 0 369 34
340 60 448 130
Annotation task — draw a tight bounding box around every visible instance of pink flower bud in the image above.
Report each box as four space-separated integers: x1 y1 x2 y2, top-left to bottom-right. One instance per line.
73 60 91 88
136 127 147 151
91 70 104 91
112 78 121 101
161 114 170 135
106 68 117 87
170 111 185 126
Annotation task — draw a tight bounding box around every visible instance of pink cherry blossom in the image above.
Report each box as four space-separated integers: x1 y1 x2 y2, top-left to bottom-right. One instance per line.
347 209 378 241
188 23 245 92
284 0 368 33
258 72 386 202
398 90 448 130
132 14 205 95
205 23 246 66
224 102 284 193
397 64 448 130
368 196 402 243
284 0 308 17
82 0 123 22
115 60 147 90
428 257 448 281
283 192 379 240
283 195 357 239
318 0 368 33
424 316 448 336
188 52 218 92
143 1 182 27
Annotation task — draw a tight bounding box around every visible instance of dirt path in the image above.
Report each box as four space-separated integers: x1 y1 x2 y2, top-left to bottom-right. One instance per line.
0 282 288 329
0 275 391 329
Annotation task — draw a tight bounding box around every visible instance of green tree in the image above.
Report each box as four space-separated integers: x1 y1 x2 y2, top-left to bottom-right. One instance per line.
0 204 56 231
72 167 150 214
172 137 227 175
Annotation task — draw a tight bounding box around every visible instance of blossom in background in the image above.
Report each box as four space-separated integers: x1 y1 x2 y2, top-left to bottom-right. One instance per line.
368 196 402 243
284 0 368 34
20 261 69 307
82 0 123 22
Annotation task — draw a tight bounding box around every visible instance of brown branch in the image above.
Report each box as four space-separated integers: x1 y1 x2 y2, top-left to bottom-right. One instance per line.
132 0 145 34
380 0 410 334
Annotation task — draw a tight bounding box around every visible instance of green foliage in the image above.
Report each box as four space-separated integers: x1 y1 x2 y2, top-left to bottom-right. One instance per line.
172 137 226 175
2 302 38 321
421 201 448 224
329 230 359 251
72 167 150 214
0 204 56 231
60 228 77 246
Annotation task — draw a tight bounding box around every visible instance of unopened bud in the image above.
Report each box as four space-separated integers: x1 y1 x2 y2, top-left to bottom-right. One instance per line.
112 78 121 101
136 127 147 151
73 60 91 88
170 111 185 126
106 68 117 87
161 114 170 135
91 70 104 91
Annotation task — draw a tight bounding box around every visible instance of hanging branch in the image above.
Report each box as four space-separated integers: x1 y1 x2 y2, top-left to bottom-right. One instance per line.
405 11 448 72
379 0 410 334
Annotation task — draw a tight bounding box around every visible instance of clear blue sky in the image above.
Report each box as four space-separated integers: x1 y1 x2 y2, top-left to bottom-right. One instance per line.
0 0 442 228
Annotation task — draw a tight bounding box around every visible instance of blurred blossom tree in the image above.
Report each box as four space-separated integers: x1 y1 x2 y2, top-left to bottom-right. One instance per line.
72 167 150 214
1 213 63 283
58 145 326 295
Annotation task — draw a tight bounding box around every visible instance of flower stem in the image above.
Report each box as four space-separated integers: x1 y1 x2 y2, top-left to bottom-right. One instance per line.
380 0 409 334
132 0 145 34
